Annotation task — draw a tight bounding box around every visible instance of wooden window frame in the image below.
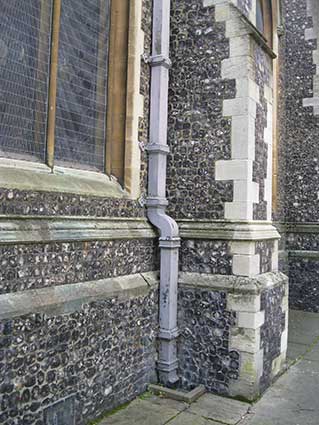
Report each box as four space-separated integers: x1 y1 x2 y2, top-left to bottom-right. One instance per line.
47 0 142 195
262 0 273 48
271 0 280 213
47 0 114 172
106 0 130 185
256 0 273 48
0 0 144 199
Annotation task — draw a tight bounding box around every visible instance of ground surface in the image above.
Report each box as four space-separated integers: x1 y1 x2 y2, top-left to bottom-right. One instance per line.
98 310 319 425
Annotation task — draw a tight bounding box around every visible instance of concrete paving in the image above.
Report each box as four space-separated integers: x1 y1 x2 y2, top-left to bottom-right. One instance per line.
99 310 319 425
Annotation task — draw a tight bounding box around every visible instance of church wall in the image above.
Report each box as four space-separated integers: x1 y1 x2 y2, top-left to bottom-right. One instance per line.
280 0 319 312
168 0 288 401
0 1 160 424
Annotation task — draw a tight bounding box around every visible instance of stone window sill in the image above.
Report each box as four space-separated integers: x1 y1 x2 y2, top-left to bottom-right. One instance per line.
0 158 130 199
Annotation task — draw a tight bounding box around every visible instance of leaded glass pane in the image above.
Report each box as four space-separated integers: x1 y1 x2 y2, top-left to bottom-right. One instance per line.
55 0 110 171
0 1 52 161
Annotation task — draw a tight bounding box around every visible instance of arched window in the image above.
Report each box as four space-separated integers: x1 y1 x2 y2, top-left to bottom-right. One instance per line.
256 0 273 47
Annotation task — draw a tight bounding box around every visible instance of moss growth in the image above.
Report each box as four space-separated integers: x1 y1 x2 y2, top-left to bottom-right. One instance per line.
88 401 131 424
139 391 153 400
242 361 257 378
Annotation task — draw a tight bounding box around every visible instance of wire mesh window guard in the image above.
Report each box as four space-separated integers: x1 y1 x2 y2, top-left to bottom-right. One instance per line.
256 0 264 34
256 0 273 47
55 0 110 171
0 0 111 172
0 1 53 162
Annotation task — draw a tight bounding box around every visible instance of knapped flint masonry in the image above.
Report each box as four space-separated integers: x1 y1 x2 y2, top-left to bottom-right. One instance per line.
0 0 318 423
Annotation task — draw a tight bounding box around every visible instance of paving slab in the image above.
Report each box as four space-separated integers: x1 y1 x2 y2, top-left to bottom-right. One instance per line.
166 412 214 425
188 394 250 425
286 341 308 361
102 397 186 425
100 310 319 425
288 310 319 345
142 395 188 412
304 341 319 362
240 358 319 425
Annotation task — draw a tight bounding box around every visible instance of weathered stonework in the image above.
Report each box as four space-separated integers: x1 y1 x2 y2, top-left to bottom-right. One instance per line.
278 0 319 312
178 285 239 395
256 240 274 274
213 3 274 222
0 188 145 218
237 0 252 18
252 44 273 221
0 239 159 295
288 256 319 312
0 284 158 425
283 0 319 223
303 0 319 114
287 232 319 251
167 0 235 220
180 240 232 275
179 271 288 401
259 284 286 392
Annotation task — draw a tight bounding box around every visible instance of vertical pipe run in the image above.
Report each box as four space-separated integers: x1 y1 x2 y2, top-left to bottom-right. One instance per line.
146 0 180 386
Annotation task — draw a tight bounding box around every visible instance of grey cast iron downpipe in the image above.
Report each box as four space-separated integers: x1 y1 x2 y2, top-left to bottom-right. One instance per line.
146 0 180 385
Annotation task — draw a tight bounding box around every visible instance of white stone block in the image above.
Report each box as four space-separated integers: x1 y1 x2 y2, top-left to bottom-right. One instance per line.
223 97 257 118
282 296 289 312
230 241 256 256
222 56 252 79
303 97 319 108
313 50 319 66
272 352 286 377
227 293 261 312
263 85 273 104
215 159 253 181
237 310 265 329
214 3 232 21
231 115 256 159
225 201 253 221
236 78 260 102
240 350 264 380
233 181 259 202
264 122 273 147
305 28 316 40
264 180 272 222
230 327 261 353
281 329 288 353
229 36 251 58
233 254 260 277
225 18 250 38
271 248 279 272
313 75 319 93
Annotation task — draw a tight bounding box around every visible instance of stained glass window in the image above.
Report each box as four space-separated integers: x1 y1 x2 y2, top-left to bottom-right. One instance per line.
0 1 52 161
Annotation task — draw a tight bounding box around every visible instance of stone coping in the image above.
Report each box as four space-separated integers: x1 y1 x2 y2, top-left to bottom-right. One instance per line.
0 216 156 244
289 250 319 259
0 158 130 199
0 217 283 244
275 222 319 233
179 271 288 295
178 220 280 241
0 272 159 320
